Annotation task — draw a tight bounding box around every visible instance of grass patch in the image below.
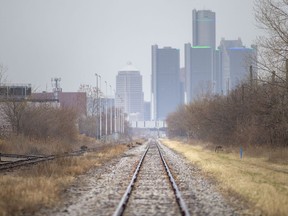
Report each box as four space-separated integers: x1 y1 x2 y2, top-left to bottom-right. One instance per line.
0 144 128 215
161 139 288 216
0 136 73 155
0 134 104 156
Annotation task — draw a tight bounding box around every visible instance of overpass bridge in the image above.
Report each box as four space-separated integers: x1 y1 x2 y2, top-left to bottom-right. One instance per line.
129 121 167 138
129 121 166 129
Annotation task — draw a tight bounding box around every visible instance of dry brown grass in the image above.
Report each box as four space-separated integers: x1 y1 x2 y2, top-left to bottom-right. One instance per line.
0 134 103 156
0 135 74 155
162 139 288 216
0 144 128 215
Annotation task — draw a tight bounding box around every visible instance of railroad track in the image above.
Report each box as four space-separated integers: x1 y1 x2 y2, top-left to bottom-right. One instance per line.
113 139 190 216
0 146 108 172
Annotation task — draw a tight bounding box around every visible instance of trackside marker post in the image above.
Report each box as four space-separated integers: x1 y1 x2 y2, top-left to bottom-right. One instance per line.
240 147 243 159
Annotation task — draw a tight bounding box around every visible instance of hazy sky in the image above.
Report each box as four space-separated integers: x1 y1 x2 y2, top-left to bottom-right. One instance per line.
0 0 261 101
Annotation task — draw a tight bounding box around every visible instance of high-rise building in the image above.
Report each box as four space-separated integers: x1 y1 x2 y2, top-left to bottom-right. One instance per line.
187 9 257 101
143 101 151 121
185 9 217 103
179 67 186 104
192 9 216 49
219 38 257 94
214 49 222 94
115 62 144 121
185 43 214 102
152 45 181 120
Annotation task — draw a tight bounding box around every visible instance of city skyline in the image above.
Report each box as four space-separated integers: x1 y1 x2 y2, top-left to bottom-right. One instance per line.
0 0 260 101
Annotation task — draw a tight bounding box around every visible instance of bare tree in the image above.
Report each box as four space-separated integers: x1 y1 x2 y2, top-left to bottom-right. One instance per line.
0 101 27 135
0 64 8 84
78 84 103 116
255 0 288 87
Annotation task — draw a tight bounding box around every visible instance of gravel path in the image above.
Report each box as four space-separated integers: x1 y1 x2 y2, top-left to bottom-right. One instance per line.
36 139 253 216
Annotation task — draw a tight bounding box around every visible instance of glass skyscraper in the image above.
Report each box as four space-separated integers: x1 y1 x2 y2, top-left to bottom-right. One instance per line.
192 9 216 49
152 45 181 120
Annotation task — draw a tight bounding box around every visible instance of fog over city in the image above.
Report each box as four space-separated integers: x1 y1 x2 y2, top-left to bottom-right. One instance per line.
0 1 288 215
0 0 259 100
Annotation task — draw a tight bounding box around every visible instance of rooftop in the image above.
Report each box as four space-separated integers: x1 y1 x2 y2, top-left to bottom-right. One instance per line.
119 62 139 72
192 46 211 49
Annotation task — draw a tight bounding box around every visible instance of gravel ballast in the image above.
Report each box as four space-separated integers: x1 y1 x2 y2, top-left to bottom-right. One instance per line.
36 140 253 215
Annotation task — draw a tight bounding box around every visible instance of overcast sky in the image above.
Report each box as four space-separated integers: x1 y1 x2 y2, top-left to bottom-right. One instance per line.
0 0 261 101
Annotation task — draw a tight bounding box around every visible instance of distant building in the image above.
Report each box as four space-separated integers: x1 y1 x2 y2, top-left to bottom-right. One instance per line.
179 68 186 104
187 10 256 100
185 44 214 102
192 9 216 49
152 45 181 120
214 49 222 94
218 38 257 94
143 101 151 121
185 9 217 102
0 84 32 99
115 62 144 121
31 92 87 116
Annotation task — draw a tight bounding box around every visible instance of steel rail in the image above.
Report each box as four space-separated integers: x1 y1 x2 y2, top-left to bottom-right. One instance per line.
156 140 191 216
0 149 89 171
113 144 150 216
0 153 45 158
0 156 55 171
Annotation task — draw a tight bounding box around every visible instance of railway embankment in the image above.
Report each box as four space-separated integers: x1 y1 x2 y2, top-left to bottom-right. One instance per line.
161 139 288 216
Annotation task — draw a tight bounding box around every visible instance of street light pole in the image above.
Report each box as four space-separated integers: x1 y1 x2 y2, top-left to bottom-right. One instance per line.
95 73 98 139
122 110 124 134
114 89 116 135
99 75 102 140
117 95 122 134
105 81 108 141
110 85 112 135
119 107 121 134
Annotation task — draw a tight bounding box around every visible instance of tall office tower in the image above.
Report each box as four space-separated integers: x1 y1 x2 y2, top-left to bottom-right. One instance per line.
185 43 214 102
115 62 144 121
192 9 216 49
219 38 257 94
179 67 186 104
143 101 151 121
152 45 181 120
214 49 222 94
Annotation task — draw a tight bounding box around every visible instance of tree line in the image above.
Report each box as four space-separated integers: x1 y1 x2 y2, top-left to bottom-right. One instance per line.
0 101 77 141
167 75 288 147
167 0 288 147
